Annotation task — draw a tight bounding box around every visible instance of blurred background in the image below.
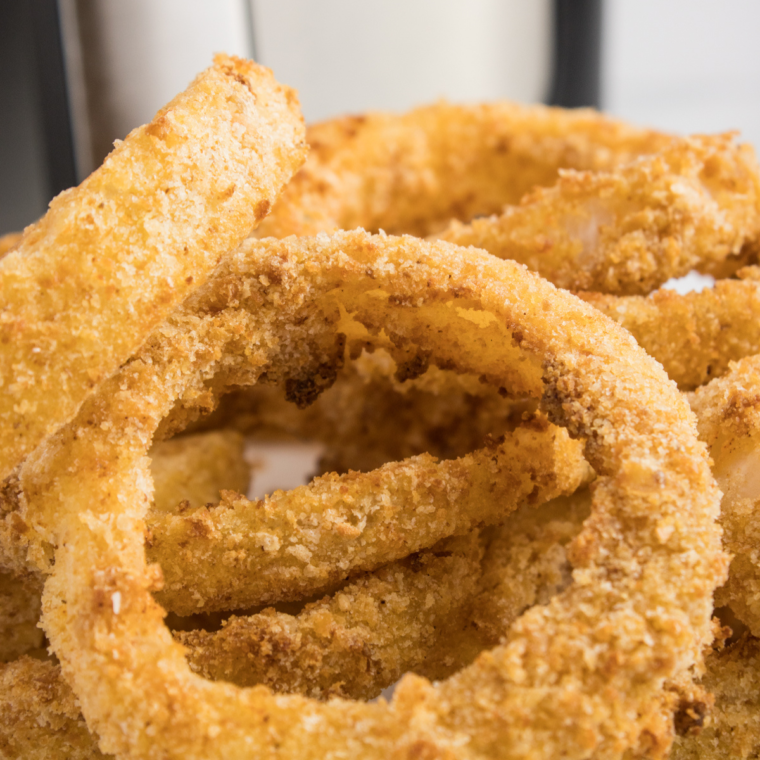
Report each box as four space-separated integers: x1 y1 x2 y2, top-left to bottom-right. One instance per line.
1 0 759 235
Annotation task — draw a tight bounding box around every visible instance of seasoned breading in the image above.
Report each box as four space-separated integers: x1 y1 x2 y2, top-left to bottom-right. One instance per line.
581 266 760 390
256 101 673 239
436 135 760 295
149 418 589 615
0 54 305 482
19 231 721 758
688 354 760 635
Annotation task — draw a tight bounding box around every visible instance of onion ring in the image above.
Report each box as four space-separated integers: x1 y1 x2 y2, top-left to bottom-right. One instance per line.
148 417 588 615
580 266 760 391
178 532 483 700
687 353 760 635
434 134 760 295
255 103 673 240
0 54 306 482
21 230 723 758
416 490 591 683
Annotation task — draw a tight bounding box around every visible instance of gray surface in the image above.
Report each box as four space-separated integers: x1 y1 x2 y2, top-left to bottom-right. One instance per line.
0 1 49 235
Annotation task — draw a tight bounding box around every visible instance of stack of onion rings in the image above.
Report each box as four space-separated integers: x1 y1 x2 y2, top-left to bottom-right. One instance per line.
6 230 719 759
4 67 760 760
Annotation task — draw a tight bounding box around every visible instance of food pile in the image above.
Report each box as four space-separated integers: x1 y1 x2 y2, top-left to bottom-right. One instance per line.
1 54 759 759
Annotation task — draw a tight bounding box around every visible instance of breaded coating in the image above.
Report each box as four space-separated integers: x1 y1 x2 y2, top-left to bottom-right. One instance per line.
0 233 21 259
150 429 250 514
670 634 760 760
581 266 760 391
0 54 306 481
150 419 589 615
0 429 251 578
256 102 673 239
436 135 760 295
0 572 43 662
21 231 722 759
178 533 483 700
688 354 760 635
416 490 591 682
0 656 110 759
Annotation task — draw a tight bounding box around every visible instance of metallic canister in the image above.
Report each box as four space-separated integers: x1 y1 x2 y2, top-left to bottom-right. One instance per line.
36 0 601 195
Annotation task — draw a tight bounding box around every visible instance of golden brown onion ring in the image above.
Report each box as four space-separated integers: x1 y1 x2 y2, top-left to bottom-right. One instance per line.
580 266 760 391
435 134 760 295
0 54 305 482
149 418 588 615
416 489 591 683
687 354 760 635
256 102 673 240
0 428 251 578
178 532 483 700
23 231 724 759
0 656 111 759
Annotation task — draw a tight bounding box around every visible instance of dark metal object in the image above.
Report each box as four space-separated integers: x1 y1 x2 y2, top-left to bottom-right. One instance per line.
30 0 78 196
548 0 603 109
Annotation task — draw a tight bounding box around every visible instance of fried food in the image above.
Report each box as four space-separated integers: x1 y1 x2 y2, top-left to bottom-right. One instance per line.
149 417 588 615
0 232 21 259
178 532 483 700
669 634 760 760
0 656 110 759
580 266 760 390
255 102 673 239
21 230 722 758
435 134 760 295
687 354 760 635
0 572 43 663
149 429 250 514
416 489 591 683
0 428 251 578
0 54 306 482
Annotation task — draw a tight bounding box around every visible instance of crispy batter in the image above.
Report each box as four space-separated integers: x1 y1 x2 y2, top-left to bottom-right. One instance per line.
150 418 589 615
416 490 591 683
0 656 110 759
0 232 21 259
0 428 251 578
150 429 250 514
687 354 760 635
669 634 760 760
0 54 306 482
178 533 483 700
20 231 722 758
256 102 673 239
580 266 760 390
435 135 760 295
0 572 43 663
